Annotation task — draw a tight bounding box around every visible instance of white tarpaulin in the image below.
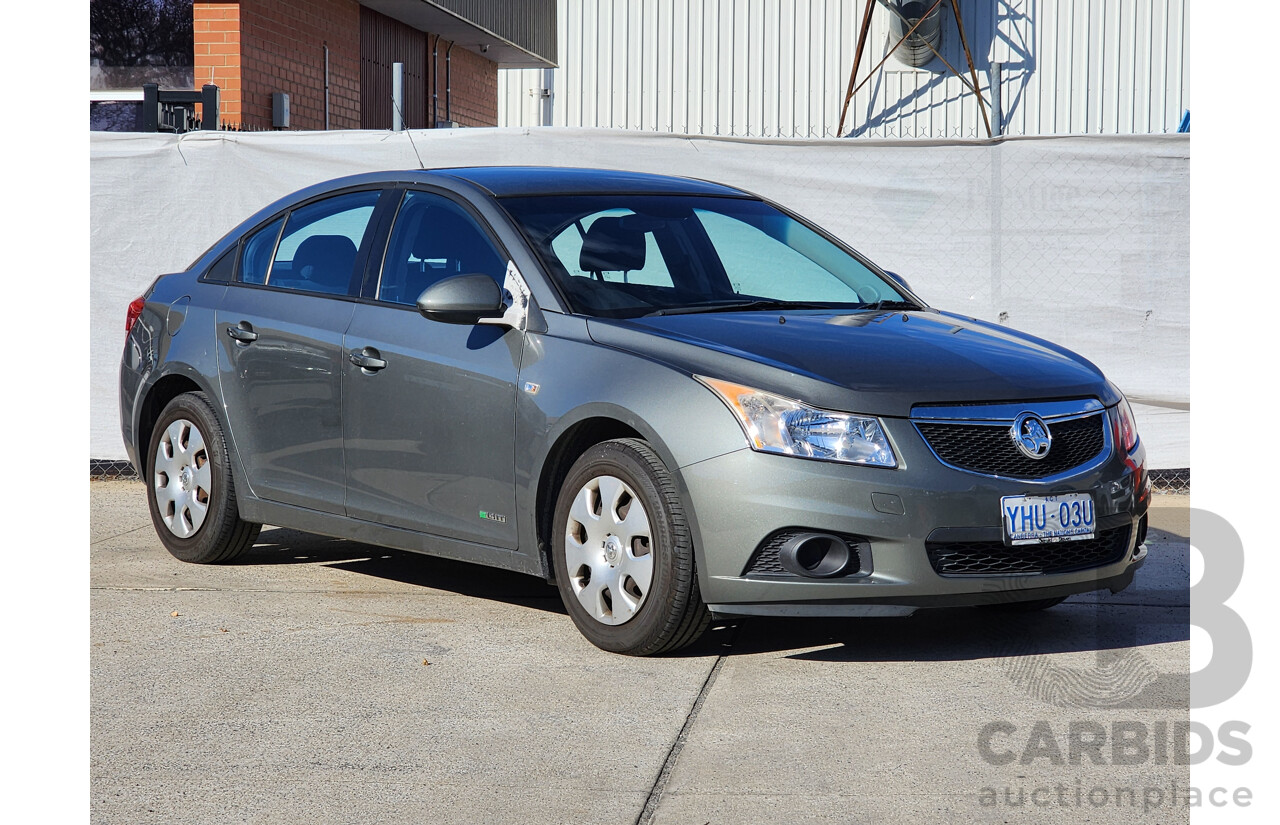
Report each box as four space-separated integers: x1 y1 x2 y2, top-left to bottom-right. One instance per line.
90 128 1189 467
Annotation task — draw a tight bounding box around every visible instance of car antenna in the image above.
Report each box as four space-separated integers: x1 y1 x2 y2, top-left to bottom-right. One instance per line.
394 97 426 170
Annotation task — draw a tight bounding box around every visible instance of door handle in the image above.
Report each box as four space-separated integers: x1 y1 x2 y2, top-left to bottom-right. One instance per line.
349 349 388 372
226 323 258 343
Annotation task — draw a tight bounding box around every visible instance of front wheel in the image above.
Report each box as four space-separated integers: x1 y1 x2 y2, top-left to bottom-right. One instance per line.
551 439 710 655
145 391 260 563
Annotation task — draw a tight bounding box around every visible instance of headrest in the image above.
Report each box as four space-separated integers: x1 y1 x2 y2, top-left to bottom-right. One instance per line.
579 216 646 272
293 235 357 290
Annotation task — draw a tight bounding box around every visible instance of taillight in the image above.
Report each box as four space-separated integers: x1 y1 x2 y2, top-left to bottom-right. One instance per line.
125 297 145 334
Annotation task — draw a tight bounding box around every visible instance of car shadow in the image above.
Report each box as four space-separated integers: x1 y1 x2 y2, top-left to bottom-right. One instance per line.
235 527 567 615
734 599 1188 662
235 523 1188 664
726 522 1191 665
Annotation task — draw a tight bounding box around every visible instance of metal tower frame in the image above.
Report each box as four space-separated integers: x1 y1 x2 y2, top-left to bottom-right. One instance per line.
838 0 992 138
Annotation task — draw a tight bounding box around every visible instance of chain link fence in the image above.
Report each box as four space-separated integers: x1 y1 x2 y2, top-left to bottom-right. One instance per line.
1148 468 1190 495
90 459 139 480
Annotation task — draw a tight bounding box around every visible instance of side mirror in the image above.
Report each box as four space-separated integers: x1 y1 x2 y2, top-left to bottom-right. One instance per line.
416 274 505 324
883 270 913 294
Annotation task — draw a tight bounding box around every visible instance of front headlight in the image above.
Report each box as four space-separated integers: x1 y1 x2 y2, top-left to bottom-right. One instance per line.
1113 394 1139 453
696 376 897 467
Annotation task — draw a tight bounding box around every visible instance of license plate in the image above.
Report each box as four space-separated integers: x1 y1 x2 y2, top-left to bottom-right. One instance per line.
1001 493 1095 545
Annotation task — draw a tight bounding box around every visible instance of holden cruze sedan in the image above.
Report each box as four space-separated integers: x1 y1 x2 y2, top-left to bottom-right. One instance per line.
120 167 1149 655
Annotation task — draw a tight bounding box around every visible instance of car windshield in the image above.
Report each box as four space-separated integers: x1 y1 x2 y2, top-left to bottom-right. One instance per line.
499 194 913 319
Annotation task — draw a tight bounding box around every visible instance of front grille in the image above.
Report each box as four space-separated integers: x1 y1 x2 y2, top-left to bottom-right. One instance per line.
742 529 865 578
926 526 1131 576
916 414 1105 479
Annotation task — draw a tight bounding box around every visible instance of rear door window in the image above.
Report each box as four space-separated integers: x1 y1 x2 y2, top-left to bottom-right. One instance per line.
266 191 381 296
239 217 284 285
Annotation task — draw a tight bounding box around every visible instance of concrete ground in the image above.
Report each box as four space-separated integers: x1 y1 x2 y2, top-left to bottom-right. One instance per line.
91 482 1189 824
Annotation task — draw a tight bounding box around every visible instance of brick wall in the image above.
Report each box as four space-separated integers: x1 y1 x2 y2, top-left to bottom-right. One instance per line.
193 4 242 125
240 0 361 130
437 41 497 128
192 1 498 131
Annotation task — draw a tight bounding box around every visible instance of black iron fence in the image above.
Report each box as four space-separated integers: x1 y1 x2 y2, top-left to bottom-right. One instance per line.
141 83 219 133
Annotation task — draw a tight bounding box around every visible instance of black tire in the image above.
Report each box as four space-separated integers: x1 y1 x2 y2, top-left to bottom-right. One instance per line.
551 438 710 655
980 595 1068 612
145 391 260 563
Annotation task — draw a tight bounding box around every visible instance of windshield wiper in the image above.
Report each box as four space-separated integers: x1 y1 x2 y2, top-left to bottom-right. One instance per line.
866 300 919 311
643 298 920 317
644 299 850 317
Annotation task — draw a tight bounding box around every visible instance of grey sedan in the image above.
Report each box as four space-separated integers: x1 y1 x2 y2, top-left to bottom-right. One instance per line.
120 167 1149 655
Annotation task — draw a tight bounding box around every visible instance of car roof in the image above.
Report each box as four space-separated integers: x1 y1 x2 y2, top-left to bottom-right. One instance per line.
426 166 750 198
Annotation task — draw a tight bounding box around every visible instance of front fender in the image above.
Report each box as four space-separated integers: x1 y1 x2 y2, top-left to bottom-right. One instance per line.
513 319 748 583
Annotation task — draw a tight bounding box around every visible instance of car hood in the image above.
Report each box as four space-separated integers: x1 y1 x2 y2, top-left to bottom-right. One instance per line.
585 310 1116 417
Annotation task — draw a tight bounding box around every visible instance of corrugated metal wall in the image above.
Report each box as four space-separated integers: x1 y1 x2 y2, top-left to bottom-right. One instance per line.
498 0 1189 138
360 6 430 130
430 0 558 62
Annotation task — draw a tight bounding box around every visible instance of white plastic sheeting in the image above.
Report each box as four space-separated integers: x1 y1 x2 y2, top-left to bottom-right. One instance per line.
90 128 1188 466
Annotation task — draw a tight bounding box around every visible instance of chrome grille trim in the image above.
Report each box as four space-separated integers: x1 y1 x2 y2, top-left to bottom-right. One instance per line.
910 398 1105 422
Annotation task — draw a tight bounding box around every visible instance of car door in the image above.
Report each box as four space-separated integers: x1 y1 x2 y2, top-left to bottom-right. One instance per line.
342 188 521 548
216 188 390 514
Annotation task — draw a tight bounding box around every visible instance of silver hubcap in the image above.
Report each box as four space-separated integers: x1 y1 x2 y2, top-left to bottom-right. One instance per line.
565 475 654 625
153 418 211 538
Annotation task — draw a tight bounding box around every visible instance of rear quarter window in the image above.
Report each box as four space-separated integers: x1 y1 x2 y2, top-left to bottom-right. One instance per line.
203 247 237 282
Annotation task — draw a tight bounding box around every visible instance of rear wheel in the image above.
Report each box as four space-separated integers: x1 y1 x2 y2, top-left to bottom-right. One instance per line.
551 439 710 655
146 391 260 563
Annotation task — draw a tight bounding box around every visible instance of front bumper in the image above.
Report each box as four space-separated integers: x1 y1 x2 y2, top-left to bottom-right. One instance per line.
680 419 1149 617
